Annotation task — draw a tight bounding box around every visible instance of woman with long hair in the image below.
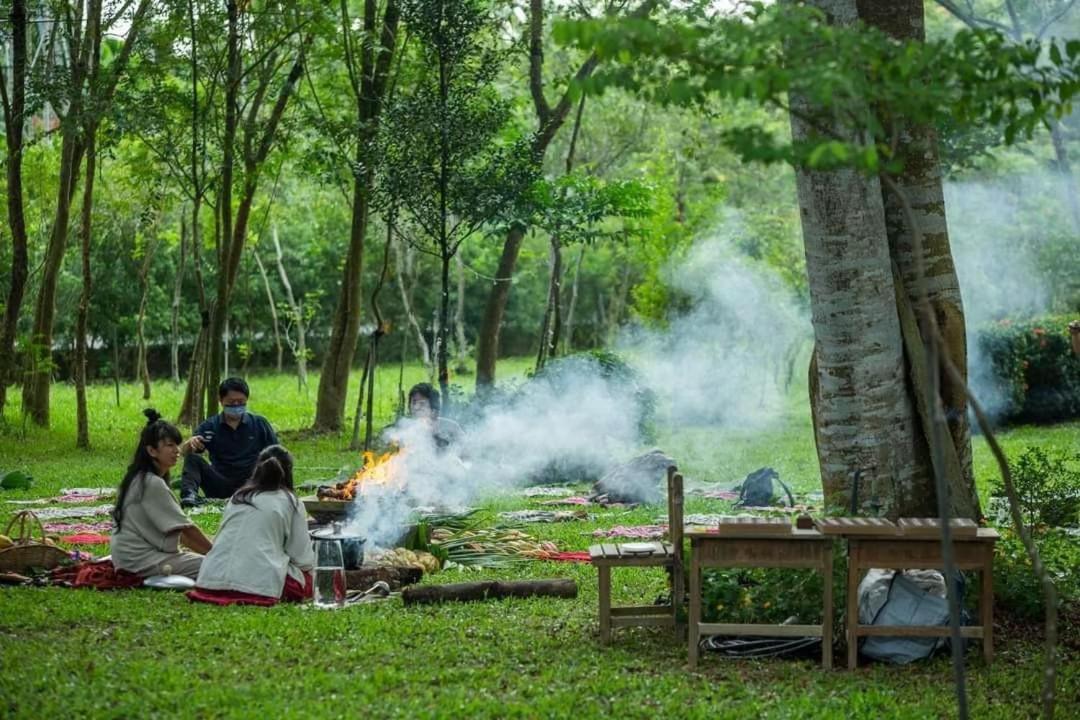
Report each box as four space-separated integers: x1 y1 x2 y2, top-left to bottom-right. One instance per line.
188 445 315 606
110 409 212 579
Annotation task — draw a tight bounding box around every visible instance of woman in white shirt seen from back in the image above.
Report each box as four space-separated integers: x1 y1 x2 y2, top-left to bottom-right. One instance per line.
187 445 314 606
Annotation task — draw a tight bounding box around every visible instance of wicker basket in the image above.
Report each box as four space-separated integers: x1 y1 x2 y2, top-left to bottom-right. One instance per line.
0 511 71 573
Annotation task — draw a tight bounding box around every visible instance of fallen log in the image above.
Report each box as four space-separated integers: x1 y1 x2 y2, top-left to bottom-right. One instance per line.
402 579 578 606
345 566 423 591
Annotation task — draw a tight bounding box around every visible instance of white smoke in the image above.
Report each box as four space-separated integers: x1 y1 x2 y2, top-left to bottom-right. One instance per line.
340 210 812 544
620 212 810 428
946 174 1061 414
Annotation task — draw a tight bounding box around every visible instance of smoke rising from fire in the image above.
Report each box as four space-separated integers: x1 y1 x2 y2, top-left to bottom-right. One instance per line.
343 212 812 545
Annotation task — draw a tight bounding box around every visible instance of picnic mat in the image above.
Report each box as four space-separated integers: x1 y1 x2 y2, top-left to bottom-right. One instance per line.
28 504 115 520
498 510 587 524
591 524 667 539
43 521 113 534
521 486 577 497
60 533 111 545
58 487 116 503
538 496 591 506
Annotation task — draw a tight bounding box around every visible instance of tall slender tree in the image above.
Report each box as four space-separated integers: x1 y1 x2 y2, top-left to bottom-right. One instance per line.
311 0 401 432
22 0 153 427
0 0 30 418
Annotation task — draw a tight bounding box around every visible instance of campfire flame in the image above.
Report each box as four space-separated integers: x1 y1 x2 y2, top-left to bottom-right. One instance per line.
319 449 406 501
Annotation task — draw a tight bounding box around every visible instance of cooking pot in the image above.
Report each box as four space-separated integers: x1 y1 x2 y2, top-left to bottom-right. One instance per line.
310 522 366 570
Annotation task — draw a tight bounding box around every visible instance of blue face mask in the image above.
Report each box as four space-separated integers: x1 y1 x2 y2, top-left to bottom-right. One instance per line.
223 404 247 419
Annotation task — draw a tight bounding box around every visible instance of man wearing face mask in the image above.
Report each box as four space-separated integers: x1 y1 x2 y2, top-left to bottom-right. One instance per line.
180 377 280 508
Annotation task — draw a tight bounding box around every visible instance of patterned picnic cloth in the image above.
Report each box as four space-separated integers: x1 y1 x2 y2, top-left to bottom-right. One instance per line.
591 524 667 539
538 496 591 506
28 504 115 520
497 510 587 524
44 521 114 534
521 486 577 497
58 488 116 503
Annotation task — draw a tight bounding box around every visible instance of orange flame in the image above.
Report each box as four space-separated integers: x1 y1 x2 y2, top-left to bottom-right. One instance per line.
339 449 405 500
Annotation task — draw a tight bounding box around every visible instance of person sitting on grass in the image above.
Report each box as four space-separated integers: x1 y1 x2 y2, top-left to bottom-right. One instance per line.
180 376 279 508
110 409 213 580
402 382 463 451
187 445 315 606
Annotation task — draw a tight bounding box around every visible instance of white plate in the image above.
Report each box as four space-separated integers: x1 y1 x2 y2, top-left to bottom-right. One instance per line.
620 542 655 554
143 575 196 590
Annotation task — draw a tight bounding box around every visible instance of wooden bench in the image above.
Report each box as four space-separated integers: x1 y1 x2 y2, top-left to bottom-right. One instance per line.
590 468 684 644
686 527 834 669
845 527 999 669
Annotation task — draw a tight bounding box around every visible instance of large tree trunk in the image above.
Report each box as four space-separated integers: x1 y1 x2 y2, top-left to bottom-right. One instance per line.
790 2 925 519
475 226 525 392
74 137 96 449
0 0 30 417
857 0 979 520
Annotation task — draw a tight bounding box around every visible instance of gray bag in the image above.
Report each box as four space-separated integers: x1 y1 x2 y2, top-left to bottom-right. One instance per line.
860 572 950 664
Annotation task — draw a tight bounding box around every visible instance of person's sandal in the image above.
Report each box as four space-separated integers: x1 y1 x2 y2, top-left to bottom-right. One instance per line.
180 493 207 508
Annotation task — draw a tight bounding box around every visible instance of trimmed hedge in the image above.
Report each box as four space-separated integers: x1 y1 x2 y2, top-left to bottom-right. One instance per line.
976 315 1080 423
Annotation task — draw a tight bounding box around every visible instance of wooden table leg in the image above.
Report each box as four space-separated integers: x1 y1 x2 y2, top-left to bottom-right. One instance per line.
846 541 860 670
822 544 833 670
598 564 611 645
980 547 994 664
689 544 701 669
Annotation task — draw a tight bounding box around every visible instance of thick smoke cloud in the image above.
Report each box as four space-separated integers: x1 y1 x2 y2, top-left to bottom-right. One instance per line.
344 213 811 543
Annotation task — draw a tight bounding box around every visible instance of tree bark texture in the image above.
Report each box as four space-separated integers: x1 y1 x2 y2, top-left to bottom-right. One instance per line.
0 0 29 417
792 0 978 519
857 0 979 519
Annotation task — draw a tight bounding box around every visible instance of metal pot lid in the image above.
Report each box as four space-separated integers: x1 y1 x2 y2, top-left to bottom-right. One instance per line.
310 522 366 542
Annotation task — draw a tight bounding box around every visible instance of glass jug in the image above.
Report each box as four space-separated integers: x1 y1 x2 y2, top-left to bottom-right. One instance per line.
312 535 346 609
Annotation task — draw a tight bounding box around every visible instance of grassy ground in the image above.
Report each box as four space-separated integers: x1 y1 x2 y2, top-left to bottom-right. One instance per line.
1 363 1077 719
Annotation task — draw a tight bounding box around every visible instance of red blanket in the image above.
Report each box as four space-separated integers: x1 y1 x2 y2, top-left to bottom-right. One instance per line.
50 560 143 590
186 572 313 607
60 533 111 545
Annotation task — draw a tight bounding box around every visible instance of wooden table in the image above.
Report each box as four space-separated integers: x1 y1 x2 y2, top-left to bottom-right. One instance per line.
687 529 834 669
845 528 999 669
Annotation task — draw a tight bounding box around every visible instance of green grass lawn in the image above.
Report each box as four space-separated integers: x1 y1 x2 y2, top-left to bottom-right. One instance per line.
1 363 1077 719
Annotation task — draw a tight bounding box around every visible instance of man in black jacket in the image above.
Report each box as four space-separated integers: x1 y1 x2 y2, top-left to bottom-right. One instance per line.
180 377 279 507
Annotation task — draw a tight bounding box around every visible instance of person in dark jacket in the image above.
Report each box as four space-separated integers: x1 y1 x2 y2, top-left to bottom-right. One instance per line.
180 377 279 507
